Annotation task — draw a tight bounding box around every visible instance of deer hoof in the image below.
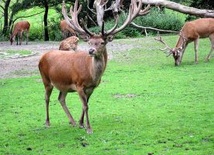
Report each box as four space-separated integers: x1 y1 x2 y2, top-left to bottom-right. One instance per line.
45 121 50 127
86 128 93 134
69 121 76 127
79 123 85 129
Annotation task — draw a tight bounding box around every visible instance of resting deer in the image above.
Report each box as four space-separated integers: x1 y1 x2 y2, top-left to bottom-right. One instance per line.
59 36 79 51
155 18 214 66
60 19 76 39
10 21 30 45
38 0 145 134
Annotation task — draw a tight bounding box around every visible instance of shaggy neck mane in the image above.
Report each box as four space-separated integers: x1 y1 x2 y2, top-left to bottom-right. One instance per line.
91 47 108 83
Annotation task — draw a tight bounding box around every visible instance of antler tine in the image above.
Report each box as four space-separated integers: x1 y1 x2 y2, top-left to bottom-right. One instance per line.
62 0 93 36
102 15 119 36
105 0 142 36
154 36 173 56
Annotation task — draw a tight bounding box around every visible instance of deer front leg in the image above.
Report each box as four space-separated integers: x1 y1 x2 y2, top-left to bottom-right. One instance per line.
206 47 214 61
58 92 76 126
194 38 199 64
77 87 93 134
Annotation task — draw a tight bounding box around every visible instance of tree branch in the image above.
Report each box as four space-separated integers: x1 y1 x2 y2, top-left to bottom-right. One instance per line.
141 0 214 18
12 11 44 23
131 22 178 35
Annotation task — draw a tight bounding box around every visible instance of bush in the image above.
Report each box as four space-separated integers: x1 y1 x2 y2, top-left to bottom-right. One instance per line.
132 8 184 35
29 25 43 41
48 17 62 41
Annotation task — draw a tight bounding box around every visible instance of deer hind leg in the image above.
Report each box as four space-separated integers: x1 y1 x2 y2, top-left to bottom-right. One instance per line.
77 87 93 134
45 84 53 126
206 34 214 61
26 30 29 45
58 92 76 126
194 38 199 64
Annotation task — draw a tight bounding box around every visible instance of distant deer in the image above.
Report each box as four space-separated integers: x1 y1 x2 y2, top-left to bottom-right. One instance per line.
38 0 145 134
59 36 79 51
155 18 214 66
60 19 76 39
10 21 30 45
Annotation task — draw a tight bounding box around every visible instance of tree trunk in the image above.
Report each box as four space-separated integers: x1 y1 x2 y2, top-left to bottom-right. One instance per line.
43 0 49 41
141 0 214 18
2 0 11 35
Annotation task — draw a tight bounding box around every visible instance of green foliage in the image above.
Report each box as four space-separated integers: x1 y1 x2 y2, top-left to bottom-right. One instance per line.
28 25 43 41
0 36 214 155
48 17 62 41
133 8 184 34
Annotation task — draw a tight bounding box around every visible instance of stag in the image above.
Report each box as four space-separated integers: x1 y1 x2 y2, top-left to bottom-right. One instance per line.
10 21 30 45
39 0 145 134
155 18 214 66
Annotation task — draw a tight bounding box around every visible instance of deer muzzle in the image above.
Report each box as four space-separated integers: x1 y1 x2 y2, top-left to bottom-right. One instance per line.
89 48 96 56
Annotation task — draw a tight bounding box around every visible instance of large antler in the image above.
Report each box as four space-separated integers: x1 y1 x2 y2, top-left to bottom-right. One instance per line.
105 0 149 35
62 0 94 36
154 36 173 57
93 0 109 26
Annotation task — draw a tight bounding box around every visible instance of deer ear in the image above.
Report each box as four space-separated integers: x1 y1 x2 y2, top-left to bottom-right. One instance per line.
106 35 114 42
79 34 90 42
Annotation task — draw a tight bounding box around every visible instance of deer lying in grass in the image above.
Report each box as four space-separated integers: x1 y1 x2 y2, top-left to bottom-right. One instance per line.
59 36 79 51
155 18 214 66
10 20 30 45
38 0 145 134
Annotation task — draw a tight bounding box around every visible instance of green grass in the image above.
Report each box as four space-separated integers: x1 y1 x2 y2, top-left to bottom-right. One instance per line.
0 36 214 155
0 50 32 59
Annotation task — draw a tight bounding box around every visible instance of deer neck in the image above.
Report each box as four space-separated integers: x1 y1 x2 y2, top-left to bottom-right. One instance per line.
90 48 108 83
175 35 187 52
175 36 183 48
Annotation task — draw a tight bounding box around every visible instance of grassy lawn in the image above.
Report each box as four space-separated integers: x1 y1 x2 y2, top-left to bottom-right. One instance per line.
0 36 213 155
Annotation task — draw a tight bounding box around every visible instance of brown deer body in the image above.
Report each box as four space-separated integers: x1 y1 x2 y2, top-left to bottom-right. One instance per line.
157 18 214 66
60 20 76 39
38 0 144 133
10 21 30 45
39 36 108 133
59 36 79 51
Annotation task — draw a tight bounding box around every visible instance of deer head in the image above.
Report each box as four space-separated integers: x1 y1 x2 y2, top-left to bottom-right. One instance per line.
155 34 187 66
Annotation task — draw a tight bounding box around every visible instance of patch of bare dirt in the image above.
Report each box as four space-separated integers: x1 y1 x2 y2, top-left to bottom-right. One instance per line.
0 39 136 79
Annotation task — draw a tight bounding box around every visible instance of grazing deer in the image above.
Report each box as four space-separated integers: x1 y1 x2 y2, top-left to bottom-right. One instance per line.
10 21 30 45
155 18 214 66
59 36 79 51
60 19 76 39
38 0 145 134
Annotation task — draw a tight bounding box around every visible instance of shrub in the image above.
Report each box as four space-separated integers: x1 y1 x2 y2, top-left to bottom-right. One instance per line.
132 8 184 35
48 17 62 41
29 25 43 41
